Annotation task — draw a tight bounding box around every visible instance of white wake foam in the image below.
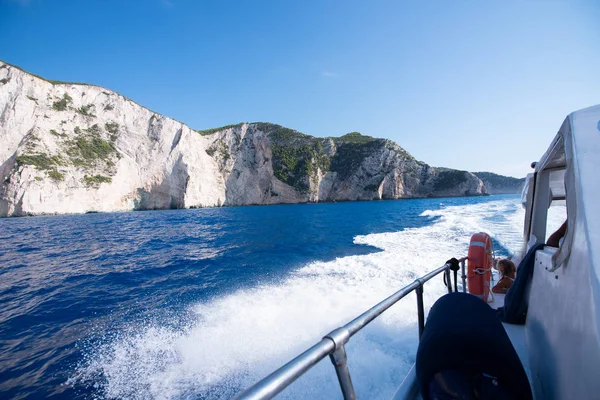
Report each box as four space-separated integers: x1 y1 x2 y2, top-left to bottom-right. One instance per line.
73 197 534 399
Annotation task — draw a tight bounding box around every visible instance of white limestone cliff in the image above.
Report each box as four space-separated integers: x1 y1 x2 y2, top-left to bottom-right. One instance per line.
0 62 487 217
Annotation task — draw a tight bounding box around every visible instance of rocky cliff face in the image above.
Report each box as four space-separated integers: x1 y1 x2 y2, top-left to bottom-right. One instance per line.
473 172 525 194
0 62 488 217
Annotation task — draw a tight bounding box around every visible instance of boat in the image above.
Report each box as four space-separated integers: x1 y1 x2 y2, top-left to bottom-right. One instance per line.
233 104 600 399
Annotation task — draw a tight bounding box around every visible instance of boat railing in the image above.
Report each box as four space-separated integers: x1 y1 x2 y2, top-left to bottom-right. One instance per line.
234 257 468 400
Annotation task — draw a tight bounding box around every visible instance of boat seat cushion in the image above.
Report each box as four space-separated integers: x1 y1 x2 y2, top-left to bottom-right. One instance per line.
416 292 532 400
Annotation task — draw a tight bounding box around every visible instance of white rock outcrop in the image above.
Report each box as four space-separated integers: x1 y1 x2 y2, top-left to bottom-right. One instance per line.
0 62 487 217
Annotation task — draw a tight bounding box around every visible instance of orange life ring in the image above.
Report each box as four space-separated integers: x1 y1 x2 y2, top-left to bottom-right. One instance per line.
467 232 494 302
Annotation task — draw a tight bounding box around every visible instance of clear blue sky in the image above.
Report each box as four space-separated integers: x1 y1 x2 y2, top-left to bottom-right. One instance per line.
2 0 599 177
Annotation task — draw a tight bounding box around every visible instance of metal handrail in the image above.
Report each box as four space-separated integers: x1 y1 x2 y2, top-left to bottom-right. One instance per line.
234 259 466 400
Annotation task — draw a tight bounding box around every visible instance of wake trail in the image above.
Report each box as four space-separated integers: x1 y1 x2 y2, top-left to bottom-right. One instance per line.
73 197 532 399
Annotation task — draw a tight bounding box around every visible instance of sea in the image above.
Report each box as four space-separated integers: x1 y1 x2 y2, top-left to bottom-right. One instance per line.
0 194 566 400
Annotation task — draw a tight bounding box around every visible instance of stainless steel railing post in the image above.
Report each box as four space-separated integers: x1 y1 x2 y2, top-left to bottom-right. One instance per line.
325 328 356 400
329 346 356 400
460 259 467 293
453 270 458 292
415 282 425 340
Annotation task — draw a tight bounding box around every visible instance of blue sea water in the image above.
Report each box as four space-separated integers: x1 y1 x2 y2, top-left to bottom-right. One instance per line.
0 195 527 399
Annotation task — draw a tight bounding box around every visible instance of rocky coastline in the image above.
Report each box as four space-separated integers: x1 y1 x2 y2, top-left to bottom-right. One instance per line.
0 61 519 218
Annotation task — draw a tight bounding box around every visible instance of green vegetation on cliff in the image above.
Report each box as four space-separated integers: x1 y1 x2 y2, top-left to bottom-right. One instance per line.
206 139 230 161
433 169 468 191
83 174 112 187
473 171 525 194
52 93 72 111
50 129 67 138
253 125 393 191
77 104 95 117
271 141 331 191
63 124 120 187
333 131 377 144
14 122 119 187
67 136 115 167
331 141 384 180
65 124 118 169
15 153 63 169
196 123 245 136
15 153 65 182
47 170 65 182
256 123 331 192
105 122 119 134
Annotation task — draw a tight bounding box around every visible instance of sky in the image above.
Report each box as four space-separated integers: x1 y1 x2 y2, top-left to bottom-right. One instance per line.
1 0 599 178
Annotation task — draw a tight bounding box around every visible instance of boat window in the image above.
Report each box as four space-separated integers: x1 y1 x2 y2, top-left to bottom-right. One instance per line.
529 128 573 270
545 168 566 245
525 130 570 251
546 204 567 245
548 168 566 203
